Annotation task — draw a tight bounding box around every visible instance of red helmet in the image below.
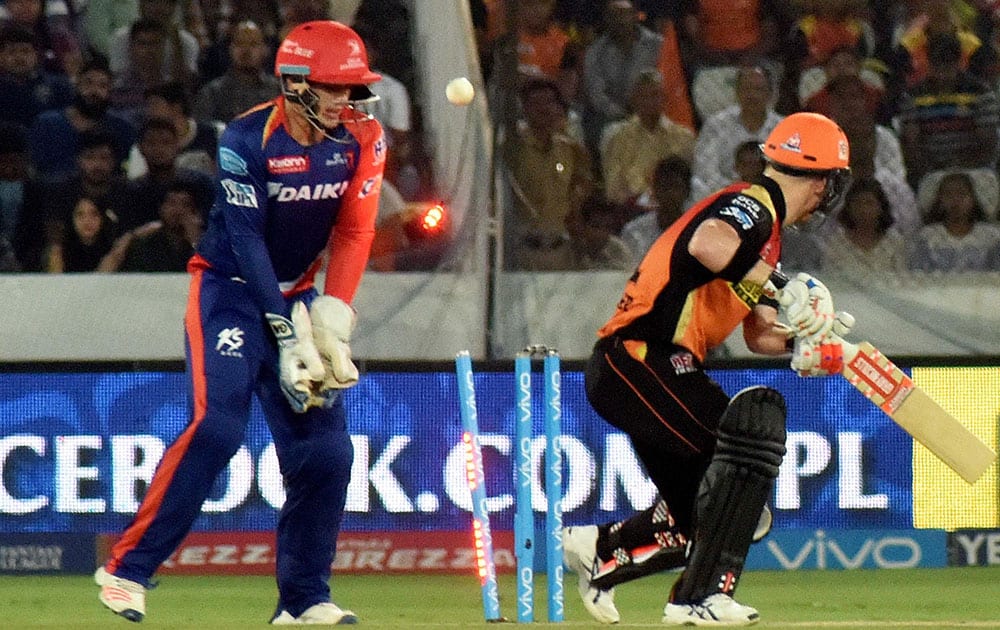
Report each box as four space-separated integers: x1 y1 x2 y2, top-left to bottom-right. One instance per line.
274 21 382 88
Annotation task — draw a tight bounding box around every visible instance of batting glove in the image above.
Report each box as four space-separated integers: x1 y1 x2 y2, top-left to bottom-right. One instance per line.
790 335 847 377
267 302 326 413
310 295 360 405
778 272 838 338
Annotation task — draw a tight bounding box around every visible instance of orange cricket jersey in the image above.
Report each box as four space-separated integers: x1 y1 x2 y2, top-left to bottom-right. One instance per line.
598 178 784 361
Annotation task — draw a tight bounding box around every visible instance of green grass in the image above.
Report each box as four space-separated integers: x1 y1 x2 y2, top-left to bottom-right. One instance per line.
2 567 999 628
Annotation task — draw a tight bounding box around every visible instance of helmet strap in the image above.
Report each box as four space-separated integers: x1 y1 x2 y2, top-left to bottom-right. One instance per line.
281 75 353 143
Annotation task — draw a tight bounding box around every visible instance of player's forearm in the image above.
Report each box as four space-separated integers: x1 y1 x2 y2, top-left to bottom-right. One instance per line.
323 227 375 303
744 305 790 356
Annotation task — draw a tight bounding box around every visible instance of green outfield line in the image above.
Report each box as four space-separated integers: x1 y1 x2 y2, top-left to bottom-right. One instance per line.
1 568 998 628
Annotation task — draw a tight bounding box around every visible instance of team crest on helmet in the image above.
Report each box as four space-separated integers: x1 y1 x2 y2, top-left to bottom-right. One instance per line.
838 139 849 161
780 133 802 153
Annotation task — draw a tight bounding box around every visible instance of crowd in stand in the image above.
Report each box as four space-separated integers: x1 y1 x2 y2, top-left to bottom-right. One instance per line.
3 0 1000 277
0 0 428 273
482 0 1000 275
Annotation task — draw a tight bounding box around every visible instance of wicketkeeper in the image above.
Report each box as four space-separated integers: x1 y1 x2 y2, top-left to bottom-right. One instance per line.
95 21 384 625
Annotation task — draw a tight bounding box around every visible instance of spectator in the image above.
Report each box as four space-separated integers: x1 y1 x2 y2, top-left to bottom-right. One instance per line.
778 0 872 113
823 73 922 236
733 140 765 184
600 69 695 210
1 0 81 75
0 24 73 128
43 195 129 272
277 0 331 38
196 1 281 85
786 0 872 71
512 0 570 80
802 45 889 126
192 20 280 125
501 75 594 270
108 18 177 123
0 120 52 271
29 58 135 182
563 194 633 271
909 171 1000 271
107 0 198 88
821 177 908 276
82 0 139 61
690 65 783 201
126 81 218 178
581 0 662 164
119 177 204 271
620 156 691 265
678 0 783 69
120 117 213 231
360 35 417 198
896 30 999 190
45 127 131 233
891 0 993 90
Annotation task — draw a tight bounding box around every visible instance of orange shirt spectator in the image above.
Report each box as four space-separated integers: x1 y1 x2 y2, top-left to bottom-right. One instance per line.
683 0 766 55
518 25 569 79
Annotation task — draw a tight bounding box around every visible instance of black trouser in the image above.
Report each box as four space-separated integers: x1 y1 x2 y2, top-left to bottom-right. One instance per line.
584 335 729 537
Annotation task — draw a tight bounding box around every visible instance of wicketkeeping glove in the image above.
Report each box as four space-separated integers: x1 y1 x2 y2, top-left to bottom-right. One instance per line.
310 295 360 404
266 302 326 413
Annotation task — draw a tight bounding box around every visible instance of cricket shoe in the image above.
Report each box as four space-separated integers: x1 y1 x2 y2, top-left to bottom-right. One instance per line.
95 566 146 623
662 593 759 626
271 602 358 625
562 525 620 624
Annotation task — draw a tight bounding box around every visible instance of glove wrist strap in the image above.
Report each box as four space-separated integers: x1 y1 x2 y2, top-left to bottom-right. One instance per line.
265 313 296 346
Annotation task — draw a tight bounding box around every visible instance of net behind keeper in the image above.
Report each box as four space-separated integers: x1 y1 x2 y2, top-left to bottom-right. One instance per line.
95 21 386 626
562 112 852 626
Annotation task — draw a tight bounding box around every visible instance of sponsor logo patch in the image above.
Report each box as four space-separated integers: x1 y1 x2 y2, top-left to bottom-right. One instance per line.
267 155 309 174
273 181 350 201
216 327 245 358
358 176 380 198
218 147 248 175
780 132 802 153
720 206 754 230
221 179 258 208
279 39 314 58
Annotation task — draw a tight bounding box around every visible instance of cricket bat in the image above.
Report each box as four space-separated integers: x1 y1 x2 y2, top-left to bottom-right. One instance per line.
840 340 997 485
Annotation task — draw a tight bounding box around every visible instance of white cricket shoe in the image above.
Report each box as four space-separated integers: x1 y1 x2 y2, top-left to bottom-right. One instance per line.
662 593 759 626
562 525 620 624
271 602 358 625
95 566 146 623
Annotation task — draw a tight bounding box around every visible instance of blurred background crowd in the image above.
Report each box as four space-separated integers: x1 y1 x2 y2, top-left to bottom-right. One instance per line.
1 0 999 280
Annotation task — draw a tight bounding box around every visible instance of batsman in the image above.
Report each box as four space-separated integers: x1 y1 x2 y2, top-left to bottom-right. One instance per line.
563 112 854 626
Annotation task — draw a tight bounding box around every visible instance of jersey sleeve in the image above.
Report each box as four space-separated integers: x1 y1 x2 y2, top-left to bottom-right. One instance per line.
322 117 386 303
706 191 776 281
216 125 290 319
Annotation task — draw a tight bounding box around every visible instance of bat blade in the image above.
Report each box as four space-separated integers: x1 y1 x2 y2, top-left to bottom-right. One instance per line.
841 341 997 484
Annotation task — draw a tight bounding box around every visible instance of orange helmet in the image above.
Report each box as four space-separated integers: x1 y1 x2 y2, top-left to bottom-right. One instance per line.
275 21 381 99
761 112 852 215
761 112 849 172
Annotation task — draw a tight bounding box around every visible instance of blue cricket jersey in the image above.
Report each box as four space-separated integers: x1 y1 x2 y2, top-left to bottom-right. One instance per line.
196 99 386 318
